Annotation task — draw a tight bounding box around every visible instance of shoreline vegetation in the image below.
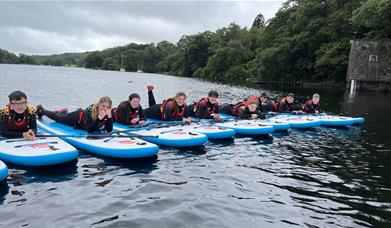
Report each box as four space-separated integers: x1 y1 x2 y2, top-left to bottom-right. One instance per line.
1 0 390 87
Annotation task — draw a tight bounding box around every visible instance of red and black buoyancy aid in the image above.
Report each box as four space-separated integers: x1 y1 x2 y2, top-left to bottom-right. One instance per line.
5 104 33 132
113 102 139 123
273 97 292 112
232 101 247 116
193 97 216 116
302 100 319 113
160 98 186 119
78 110 108 130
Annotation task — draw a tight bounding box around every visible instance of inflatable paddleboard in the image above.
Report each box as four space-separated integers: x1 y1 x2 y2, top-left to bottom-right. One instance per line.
214 121 275 135
177 122 235 139
313 115 355 127
38 119 159 158
0 160 7 182
113 122 208 147
149 118 236 139
350 117 365 125
219 114 290 131
0 134 78 166
281 114 364 127
268 115 321 129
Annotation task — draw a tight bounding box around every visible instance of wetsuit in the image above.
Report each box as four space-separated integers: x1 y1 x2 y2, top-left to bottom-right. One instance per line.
188 97 219 119
302 100 320 113
220 102 264 119
40 106 113 133
254 97 274 113
274 97 294 113
0 105 37 138
259 102 274 113
144 91 188 121
112 101 146 125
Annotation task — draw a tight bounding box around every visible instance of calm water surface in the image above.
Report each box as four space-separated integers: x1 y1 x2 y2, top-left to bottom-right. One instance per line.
0 64 390 227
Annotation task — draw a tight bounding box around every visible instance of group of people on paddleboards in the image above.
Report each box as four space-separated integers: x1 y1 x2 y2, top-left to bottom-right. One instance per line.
0 88 321 141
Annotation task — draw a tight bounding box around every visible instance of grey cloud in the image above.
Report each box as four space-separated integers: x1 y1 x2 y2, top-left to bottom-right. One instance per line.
0 1 283 55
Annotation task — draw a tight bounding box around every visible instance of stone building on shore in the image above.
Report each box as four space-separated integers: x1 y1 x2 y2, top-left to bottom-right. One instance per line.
347 40 391 92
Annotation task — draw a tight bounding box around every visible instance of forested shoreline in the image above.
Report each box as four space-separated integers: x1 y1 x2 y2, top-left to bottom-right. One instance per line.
1 0 390 84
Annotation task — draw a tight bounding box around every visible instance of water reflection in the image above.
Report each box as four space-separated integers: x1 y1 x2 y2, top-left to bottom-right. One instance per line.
0 64 390 227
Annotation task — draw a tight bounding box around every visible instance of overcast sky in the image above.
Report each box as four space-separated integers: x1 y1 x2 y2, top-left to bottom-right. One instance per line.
0 0 284 55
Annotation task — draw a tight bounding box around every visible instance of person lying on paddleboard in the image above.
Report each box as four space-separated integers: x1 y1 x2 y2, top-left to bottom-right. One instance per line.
112 93 146 125
188 90 221 120
245 92 274 113
144 86 192 123
36 96 114 133
273 93 303 114
0 90 37 140
302 93 321 114
220 99 263 120
257 93 275 113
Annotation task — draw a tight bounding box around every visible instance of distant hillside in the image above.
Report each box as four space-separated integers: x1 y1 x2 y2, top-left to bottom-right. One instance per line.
30 52 91 67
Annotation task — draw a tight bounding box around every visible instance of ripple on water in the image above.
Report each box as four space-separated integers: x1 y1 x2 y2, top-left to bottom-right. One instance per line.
1 65 391 227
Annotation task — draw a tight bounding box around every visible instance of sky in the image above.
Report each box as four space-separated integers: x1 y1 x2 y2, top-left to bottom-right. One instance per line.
0 0 284 55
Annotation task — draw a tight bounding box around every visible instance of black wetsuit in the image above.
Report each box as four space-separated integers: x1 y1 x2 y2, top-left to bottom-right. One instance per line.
188 98 219 119
112 101 146 125
257 98 274 113
220 103 264 119
274 98 294 113
144 91 188 121
40 106 113 133
0 105 37 138
303 100 321 113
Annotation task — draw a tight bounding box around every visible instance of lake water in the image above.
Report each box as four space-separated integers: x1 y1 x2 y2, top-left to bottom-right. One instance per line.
1 64 390 227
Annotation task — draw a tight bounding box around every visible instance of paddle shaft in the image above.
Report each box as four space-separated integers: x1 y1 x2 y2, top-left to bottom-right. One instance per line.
34 134 158 138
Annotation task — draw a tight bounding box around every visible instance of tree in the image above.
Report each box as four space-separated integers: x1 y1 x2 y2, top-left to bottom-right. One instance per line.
123 49 142 72
84 51 104 69
102 57 119 70
18 54 35 64
142 45 161 73
252 13 266 28
352 0 391 39
0 49 19 64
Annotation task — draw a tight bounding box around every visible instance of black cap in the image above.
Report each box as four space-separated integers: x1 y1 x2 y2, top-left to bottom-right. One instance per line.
287 93 295 97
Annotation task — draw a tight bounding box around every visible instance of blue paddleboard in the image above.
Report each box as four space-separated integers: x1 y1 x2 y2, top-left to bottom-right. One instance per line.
0 160 7 181
38 119 159 159
113 122 208 147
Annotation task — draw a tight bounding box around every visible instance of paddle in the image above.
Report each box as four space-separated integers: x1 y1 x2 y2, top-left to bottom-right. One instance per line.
14 141 59 148
34 134 159 138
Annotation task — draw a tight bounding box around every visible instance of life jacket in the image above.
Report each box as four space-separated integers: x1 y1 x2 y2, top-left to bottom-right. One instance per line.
78 111 108 130
160 98 186 119
3 104 35 132
302 100 319 113
273 97 292 112
113 102 139 123
193 97 216 117
232 101 247 116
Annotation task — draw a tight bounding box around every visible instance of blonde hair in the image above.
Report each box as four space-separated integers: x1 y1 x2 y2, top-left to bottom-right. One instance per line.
92 96 112 121
313 93 320 99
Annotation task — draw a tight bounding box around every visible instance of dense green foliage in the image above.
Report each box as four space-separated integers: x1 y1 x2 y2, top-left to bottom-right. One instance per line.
0 49 89 66
1 0 390 83
32 52 90 66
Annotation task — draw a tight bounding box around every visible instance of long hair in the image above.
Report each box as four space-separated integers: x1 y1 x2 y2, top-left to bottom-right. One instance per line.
92 96 112 121
174 91 186 107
